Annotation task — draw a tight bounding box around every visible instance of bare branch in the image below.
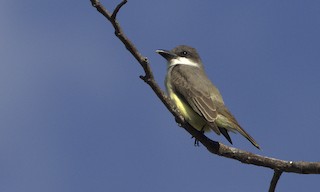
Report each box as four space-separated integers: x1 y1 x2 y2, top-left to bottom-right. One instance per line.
90 0 320 189
183 123 320 174
90 0 148 74
90 0 183 123
111 0 127 19
269 170 283 192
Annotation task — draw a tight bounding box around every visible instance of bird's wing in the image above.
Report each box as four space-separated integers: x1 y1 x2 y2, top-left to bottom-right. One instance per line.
170 65 220 132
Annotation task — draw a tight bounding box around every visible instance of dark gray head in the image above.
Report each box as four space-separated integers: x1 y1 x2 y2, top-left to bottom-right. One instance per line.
156 45 203 68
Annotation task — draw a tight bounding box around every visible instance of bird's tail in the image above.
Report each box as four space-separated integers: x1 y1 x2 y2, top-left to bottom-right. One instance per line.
235 125 260 149
216 113 260 149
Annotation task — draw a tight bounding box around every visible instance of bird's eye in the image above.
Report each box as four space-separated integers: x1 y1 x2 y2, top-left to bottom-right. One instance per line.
182 51 188 56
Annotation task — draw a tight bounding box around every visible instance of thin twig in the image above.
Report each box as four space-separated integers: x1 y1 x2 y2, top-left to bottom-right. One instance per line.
111 0 127 19
269 170 283 192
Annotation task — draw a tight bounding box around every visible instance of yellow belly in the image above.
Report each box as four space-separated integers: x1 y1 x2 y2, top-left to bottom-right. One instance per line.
169 91 209 132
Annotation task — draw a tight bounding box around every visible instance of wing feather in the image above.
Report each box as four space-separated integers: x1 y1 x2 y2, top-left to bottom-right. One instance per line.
170 65 221 133
168 65 260 149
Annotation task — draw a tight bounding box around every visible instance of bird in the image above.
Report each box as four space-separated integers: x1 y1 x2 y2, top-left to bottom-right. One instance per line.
156 45 260 149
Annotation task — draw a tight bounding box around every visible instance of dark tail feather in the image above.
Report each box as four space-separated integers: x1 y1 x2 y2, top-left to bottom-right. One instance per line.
219 127 233 145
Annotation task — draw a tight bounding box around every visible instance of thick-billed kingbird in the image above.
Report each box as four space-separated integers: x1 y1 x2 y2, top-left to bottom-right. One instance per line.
156 45 260 149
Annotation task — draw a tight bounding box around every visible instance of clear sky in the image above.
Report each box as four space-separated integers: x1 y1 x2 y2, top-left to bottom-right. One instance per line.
1 0 320 191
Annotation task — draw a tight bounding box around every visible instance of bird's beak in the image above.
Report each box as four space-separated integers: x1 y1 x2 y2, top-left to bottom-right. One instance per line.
156 49 177 61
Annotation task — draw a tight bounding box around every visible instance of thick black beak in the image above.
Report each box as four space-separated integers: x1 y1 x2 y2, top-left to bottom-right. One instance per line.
156 49 177 61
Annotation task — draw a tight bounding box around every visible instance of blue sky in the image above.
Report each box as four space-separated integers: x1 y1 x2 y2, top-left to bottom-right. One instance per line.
1 0 320 191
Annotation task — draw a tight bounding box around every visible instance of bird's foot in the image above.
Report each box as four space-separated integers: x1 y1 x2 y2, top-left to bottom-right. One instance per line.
191 136 200 147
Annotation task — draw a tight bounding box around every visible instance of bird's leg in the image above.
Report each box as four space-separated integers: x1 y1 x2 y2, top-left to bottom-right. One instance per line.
175 117 182 127
192 124 206 146
193 137 200 146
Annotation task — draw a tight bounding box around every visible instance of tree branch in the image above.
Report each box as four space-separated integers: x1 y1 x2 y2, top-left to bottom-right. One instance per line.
269 170 283 192
90 0 183 125
111 0 127 19
90 0 320 190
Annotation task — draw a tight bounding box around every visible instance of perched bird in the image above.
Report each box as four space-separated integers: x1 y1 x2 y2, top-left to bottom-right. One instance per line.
156 45 260 149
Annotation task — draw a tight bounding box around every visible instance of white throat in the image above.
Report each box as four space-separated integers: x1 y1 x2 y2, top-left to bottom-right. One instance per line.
168 57 200 68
